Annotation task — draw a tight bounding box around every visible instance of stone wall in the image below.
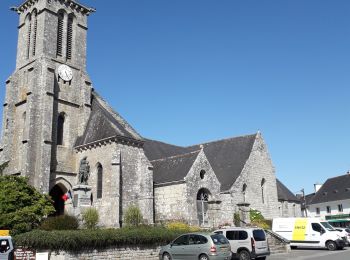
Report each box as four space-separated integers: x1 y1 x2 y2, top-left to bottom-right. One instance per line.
154 183 187 222
278 201 302 217
229 133 280 220
48 246 161 260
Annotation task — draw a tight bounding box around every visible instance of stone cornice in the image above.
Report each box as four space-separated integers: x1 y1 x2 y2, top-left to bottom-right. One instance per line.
16 0 96 15
75 135 144 152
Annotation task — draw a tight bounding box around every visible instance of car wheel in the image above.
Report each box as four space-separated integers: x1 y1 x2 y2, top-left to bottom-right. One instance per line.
162 252 172 260
199 254 209 260
326 241 337 251
238 249 250 260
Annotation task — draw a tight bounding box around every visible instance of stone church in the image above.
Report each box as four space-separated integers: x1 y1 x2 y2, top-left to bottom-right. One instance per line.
0 0 300 228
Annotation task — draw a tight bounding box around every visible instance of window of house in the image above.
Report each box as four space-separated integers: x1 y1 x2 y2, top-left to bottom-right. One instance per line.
97 164 103 199
338 204 343 212
326 206 331 214
200 170 206 179
316 207 320 215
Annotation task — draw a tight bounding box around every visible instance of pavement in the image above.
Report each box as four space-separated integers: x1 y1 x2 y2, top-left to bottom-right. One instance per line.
268 247 350 260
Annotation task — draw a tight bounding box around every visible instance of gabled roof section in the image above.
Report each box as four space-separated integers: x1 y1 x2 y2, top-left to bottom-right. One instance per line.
152 151 200 184
276 179 300 203
188 134 257 191
309 174 350 204
143 139 194 161
75 92 142 147
145 133 257 191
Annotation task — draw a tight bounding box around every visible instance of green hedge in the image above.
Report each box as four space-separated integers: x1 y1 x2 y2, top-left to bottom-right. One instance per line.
13 226 187 251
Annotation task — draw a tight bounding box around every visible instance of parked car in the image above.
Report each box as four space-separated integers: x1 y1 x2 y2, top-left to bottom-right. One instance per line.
159 233 232 260
334 228 350 245
0 236 14 260
214 227 270 260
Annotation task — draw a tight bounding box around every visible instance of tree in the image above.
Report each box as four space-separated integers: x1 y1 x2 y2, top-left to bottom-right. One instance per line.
0 175 55 235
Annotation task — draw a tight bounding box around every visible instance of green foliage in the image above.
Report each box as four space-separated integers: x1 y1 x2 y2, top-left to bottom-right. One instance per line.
82 208 99 229
124 205 143 227
40 215 79 231
13 226 187 251
249 209 271 229
234 212 241 227
0 176 55 235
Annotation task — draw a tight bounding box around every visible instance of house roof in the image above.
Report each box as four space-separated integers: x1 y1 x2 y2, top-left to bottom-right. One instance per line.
276 179 301 203
308 174 350 204
151 151 200 184
145 134 257 191
75 92 142 147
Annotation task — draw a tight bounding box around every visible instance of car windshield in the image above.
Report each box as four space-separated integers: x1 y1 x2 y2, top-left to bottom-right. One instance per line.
211 234 229 245
320 222 336 231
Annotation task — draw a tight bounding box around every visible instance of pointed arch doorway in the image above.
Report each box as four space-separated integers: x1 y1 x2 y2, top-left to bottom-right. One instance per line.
49 184 66 215
196 188 211 226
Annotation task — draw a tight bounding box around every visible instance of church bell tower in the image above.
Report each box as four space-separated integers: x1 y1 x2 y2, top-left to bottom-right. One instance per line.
0 0 95 193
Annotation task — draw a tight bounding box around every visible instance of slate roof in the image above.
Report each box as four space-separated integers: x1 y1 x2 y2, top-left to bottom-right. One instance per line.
75 92 142 147
145 134 257 191
276 179 301 203
308 174 350 204
152 151 201 184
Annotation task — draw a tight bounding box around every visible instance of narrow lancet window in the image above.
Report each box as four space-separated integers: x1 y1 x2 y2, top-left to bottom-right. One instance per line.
97 164 103 199
57 113 64 145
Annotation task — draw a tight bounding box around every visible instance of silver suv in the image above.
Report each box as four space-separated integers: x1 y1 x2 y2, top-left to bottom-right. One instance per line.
214 227 270 260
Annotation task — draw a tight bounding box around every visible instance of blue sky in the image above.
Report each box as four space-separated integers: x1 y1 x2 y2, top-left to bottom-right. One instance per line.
1 0 350 195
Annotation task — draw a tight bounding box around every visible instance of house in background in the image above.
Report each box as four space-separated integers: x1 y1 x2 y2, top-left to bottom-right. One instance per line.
306 173 350 227
276 179 302 217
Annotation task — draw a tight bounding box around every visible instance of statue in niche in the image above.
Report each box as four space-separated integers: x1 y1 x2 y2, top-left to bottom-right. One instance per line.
78 156 90 185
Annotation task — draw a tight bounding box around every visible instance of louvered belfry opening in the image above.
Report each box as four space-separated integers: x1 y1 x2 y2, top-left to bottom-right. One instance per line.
56 11 64 57
32 11 38 56
66 15 73 60
26 14 32 59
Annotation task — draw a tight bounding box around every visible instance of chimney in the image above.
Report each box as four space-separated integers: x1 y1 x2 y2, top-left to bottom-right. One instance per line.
314 183 322 193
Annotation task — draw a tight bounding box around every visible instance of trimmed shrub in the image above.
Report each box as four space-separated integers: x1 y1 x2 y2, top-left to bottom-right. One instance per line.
13 226 187 251
165 221 200 232
40 215 79 231
124 205 143 227
82 208 99 229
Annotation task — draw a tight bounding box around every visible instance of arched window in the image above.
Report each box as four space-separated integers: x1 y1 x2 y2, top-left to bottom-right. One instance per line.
242 183 247 202
56 11 64 57
32 10 38 56
57 113 65 145
26 14 32 59
196 188 211 226
261 178 266 204
97 163 103 199
66 14 74 60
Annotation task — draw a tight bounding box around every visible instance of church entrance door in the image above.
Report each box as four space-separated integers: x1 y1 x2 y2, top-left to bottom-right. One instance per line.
49 185 65 215
196 188 210 226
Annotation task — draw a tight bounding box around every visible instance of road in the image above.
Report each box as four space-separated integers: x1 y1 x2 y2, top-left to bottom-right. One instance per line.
268 247 350 260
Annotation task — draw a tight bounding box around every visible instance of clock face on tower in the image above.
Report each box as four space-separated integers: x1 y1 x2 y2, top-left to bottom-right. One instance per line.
58 64 73 81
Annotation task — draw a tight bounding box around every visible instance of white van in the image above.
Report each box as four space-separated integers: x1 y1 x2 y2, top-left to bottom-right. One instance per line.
214 227 270 260
272 218 346 250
